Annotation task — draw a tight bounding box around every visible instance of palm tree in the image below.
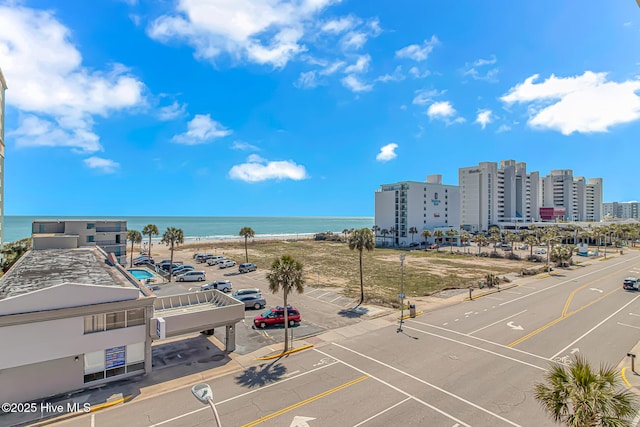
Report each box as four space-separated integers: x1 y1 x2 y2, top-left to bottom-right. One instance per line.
142 224 159 257
473 233 487 254
266 255 305 352
525 234 538 257
460 231 471 253
381 229 390 247
127 229 142 267
592 227 605 258
432 230 444 251
342 229 350 242
238 226 255 263
445 228 457 253
389 227 397 247
488 228 501 254
408 226 418 245
160 227 184 282
421 229 431 248
504 231 518 256
535 355 638 426
348 228 375 306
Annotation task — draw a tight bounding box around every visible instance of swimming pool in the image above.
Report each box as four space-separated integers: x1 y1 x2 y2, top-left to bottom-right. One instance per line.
127 269 154 281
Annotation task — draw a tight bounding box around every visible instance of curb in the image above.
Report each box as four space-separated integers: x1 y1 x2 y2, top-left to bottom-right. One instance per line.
255 344 314 361
622 367 632 387
399 311 424 321
26 395 133 427
466 284 519 301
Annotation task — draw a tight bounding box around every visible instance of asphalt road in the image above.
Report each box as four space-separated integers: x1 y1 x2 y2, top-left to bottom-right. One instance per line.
51 251 640 427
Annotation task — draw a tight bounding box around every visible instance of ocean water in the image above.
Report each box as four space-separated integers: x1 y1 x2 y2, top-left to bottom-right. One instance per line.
4 216 374 244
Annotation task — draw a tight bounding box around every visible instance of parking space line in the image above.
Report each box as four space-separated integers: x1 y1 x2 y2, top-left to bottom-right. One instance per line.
617 322 640 331
352 397 412 427
316 291 332 299
314 348 471 427
324 344 521 426
330 295 342 303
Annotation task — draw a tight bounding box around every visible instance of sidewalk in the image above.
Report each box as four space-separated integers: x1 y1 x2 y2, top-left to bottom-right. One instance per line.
617 340 640 394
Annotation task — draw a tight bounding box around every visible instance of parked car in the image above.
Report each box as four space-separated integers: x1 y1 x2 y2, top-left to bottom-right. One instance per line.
239 263 257 273
207 256 226 266
408 242 420 248
518 244 529 250
195 254 214 263
233 288 262 297
253 306 301 328
201 280 232 292
161 262 182 271
235 294 267 310
219 260 236 269
172 265 194 275
428 244 439 249
133 257 154 266
534 248 547 255
177 271 206 282
623 277 639 291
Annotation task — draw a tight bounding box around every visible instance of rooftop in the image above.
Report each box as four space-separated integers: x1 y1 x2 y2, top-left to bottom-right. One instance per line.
0 247 137 301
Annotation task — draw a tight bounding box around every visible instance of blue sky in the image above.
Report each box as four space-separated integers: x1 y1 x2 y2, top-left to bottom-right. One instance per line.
1 0 640 216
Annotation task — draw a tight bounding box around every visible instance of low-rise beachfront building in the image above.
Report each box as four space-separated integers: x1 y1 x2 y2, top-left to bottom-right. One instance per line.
32 219 128 265
374 175 460 247
0 243 244 403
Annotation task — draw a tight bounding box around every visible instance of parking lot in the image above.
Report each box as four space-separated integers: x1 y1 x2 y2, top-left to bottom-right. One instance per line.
143 254 369 355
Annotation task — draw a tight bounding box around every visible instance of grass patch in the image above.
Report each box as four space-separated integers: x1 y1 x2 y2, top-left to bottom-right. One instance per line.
177 239 533 307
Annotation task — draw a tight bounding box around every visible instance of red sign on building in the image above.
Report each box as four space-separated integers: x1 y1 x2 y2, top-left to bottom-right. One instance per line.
540 207 566 221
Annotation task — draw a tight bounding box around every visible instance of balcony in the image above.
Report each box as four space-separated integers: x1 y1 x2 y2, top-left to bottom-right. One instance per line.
95 227 126 233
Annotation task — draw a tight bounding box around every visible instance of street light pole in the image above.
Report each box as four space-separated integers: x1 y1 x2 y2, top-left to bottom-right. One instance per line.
397 254 406 332
192 383 222 427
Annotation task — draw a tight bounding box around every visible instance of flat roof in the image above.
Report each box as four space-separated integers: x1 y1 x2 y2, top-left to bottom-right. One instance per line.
0 248 137 301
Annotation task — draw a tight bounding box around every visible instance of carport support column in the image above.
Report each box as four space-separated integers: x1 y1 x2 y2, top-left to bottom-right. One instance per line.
225 323 236 352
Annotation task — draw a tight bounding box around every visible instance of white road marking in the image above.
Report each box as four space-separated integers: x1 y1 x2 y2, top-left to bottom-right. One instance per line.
290 415 315 427
314 348 472 427
404 325 546 372
617 322 640 331
305 289 322 295
408 320 552 362
506 321 524 331
570 348 580 354
589 288 603 293
469 310 528 335
629 313 640 317
352 397 411 427
283 370 301 377
329 296 342 303
91 413 95 427
482 296 504 301
317 292 332 299
550 293 640 360
149 361 339 427
502 290 522 295
518 285 536 290
501 255 640 307
329 343 522 427
454 319 459 322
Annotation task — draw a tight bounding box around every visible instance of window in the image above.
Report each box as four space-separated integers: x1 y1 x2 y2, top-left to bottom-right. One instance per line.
106 311 126 330
87 223 95 229
127 308 145 327
84 314 105 334
87 236 94 243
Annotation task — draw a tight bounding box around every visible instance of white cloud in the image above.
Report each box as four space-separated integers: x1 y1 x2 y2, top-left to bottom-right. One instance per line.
395 36 439 62
376 143 398 162
463 55 498 82
623 21 632 27
229 156 308 182
158 101 187 120
412 89 445 106
409 66 430 79
294 71 319 88
341 75 373 92
319 60 345 75
344 54 370 74
231 141 259 151
83 156 120 173
148 0 339 68
475 109 493 129
0 5 145 154
376 66 404 83
341 31 368 50
501 71 640 135
497 124 511 133
322 16 358 34
427 101 465 124
172 114 232 144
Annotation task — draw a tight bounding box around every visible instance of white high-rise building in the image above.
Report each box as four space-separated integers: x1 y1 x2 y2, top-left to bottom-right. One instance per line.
604 202 640 219
459 160 539 232
374 175 460 247
540 170 602 221
0 68 6 247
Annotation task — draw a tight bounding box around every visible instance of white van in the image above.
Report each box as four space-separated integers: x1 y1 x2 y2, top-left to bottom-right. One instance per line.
177 271 206 282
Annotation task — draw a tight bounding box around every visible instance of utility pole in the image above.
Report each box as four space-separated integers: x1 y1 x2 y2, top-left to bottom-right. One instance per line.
397 254 406 332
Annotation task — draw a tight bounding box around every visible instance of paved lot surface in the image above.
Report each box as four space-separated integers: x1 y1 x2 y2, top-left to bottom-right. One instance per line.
10 251 640 427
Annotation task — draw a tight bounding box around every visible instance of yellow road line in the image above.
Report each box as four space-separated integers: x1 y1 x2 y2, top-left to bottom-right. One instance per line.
622 367 632 387
241 375 369 427
255 344 314 360
562 269 621 317
508 287 620 348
